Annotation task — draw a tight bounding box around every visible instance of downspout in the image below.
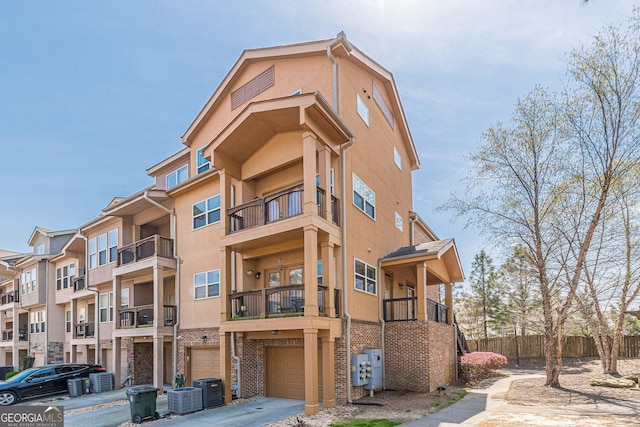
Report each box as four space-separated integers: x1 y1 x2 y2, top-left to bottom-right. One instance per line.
143 190 180 382
78 231 99 365
230 184 241 398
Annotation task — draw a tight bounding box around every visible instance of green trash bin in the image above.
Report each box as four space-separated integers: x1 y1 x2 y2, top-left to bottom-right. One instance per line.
126 385 160 424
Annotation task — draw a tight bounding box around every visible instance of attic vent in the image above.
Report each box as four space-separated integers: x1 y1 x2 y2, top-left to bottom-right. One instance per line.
231 65 275 110
372 81 394 129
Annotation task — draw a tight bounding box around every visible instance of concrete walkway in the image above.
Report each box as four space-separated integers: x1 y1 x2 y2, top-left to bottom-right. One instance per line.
403 371 640 426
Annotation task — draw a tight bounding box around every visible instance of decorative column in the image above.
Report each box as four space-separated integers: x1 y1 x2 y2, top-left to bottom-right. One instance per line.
302 132 318 215
153 266 164 328
112 277 121 330
220 332 232 403
321 336 336 408
153 336 164 394
321 241 335 317
445 283 453 325
416 262 427 321
304 225 319 317
318 146 332 220
112 336 121 389
304 328 319 415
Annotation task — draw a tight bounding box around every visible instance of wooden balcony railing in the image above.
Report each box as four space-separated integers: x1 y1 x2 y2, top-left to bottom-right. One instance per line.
383 297 417 322
117 235 174 266
74 322 95 339
230 284 339 319
427 299 449 324
0 291 18 305
118 304 177 328
228 185 339 233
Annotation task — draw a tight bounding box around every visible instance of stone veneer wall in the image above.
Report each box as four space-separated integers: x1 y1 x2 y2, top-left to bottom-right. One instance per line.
47 342 64 364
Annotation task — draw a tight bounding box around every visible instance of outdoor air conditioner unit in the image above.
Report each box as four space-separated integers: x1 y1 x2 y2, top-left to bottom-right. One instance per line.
168 387 203 414
89 372 114 393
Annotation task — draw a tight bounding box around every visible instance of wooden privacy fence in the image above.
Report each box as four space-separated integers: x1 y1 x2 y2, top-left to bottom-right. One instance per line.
467 335 640 359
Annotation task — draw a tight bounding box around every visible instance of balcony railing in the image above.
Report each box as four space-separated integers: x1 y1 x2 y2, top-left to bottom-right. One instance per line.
117 235 174 266
118 305 177 328
383 297 417 322
427 299 449 324
0 291 18 305
73 276 86 292
230 284 338 319
228 185 339 233
74 322 95 339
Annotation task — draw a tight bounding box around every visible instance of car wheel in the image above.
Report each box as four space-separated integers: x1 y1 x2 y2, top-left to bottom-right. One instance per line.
0 391 17 406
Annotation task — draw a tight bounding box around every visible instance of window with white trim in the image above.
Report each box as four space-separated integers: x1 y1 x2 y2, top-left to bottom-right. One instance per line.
394 147 402 170
20 268 36 294
89 229 117 268
108 229 118 263
193 195 221 229
121 288 130 309
352 174 375 219
395 212 404 231
35 244 45 255
98 234 107 266
356 94 369 125
196 147 210 174
56 263 75 290
66 310 71 333
354 258 376 295
99 292 114 322
194 269 220 299
166 165 188 189
88 238 97 269
30 310 45 334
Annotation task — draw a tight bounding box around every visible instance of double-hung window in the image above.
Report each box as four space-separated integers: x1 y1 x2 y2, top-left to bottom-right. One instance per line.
108 229 118 263
193 195 221 229
352 174 375 219
20 268 36 294
56 263 75 290
99 292 114 322
196 147 210 174
98 234 107 266
88 238 97 269
166 165 188 189
65 311 71 333
355 258 376 295
194 269 220 299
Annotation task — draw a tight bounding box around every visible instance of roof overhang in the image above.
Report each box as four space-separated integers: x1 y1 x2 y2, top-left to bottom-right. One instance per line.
101 188 170 217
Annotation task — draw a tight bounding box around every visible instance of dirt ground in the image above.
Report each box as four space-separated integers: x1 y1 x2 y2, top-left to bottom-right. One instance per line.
269 357 640 426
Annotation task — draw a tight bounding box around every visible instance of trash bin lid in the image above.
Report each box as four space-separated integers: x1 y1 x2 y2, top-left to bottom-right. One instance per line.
126 385 159 394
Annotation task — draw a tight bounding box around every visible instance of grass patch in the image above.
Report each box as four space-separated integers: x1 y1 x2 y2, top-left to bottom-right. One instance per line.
330 419 401 427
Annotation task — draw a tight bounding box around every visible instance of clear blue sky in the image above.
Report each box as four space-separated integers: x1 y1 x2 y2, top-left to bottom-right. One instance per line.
1 0 636 278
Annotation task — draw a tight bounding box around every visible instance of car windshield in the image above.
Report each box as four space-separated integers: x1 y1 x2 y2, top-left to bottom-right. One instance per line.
3 368 40 383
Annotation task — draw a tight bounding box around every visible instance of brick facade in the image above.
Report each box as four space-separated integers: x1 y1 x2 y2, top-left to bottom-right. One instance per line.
132 342 153 385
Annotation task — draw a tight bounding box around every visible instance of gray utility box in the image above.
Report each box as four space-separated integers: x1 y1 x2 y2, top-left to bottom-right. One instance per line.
168 387 203 414
363 349 383 390
90 372 114 393
351 353 371 387
192 378 223 408
67 378 84 397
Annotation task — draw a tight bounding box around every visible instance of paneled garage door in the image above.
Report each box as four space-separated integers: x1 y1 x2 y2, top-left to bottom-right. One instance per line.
266 346 322 400
189 347 220 385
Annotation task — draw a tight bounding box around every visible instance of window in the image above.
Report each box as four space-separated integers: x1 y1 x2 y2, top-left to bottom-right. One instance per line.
88 238 97 269
395 212 404 231
66 310 71 333
291 88 302 96
56 263 75 290
30 310 45 334
317 261 323 285
288 267 303 285
99 292 114 322
357 94 369 125
108 229 118 263
35 244 45 255
20 268 36 294
267 271 281 287
352 174 375 219
316 169 335 195
121 288 130 309
166 165 188 189
98 233 107 266
194 269 220 299
355 259 376 295
196 147 210 174
394 147 402 170
193 195 221 229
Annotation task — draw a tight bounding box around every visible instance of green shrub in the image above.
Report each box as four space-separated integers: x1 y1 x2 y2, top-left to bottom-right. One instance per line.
459 351 507 384
4 371 19 380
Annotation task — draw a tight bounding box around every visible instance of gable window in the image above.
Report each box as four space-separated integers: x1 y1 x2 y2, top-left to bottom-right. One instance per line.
56 263 75 290
394 147 402 170
196 147 210 174
166 165 188 189
352 174 375 219
356 94 369 126
194 269 220 299
395 212 404 231
35 244 45 255
99 292 114 322
354 258 376 295
88 238 97 269
193 195 221 229
108 229 118 263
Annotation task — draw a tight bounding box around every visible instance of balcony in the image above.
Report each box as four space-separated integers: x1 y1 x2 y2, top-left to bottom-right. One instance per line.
383 298 449 324
73 276 86 292
228 185 339 233
0 291 18 305
118 305 176 328
230 285 339 319
117 235 174 267
74 322 95 339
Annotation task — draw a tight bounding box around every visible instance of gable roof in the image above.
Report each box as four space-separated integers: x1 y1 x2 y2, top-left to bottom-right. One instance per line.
181 32 419 170
27 226 76 247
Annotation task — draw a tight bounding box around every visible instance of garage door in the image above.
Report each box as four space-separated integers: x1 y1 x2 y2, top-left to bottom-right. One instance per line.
266 346 322 400
189 347 220 385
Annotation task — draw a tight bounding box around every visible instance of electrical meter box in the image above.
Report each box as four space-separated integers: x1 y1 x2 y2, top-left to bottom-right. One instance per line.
363 349 383 390
351 353 371 387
